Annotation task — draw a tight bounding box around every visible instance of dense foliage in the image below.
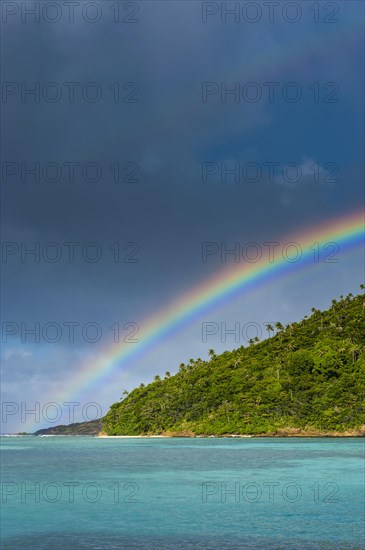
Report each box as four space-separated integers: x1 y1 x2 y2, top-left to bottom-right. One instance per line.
103 290 365 435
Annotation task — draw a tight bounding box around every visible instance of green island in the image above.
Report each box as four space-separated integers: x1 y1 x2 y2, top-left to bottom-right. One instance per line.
33 289 365 437
102 289 365 437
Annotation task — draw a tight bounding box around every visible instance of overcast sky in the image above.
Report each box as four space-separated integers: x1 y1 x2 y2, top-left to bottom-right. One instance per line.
1 0 364 433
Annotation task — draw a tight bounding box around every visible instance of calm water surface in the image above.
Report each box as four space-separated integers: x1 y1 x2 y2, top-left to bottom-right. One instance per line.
1 437 364 549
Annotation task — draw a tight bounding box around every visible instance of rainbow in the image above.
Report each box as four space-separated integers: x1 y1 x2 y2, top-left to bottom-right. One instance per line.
55 209 363 407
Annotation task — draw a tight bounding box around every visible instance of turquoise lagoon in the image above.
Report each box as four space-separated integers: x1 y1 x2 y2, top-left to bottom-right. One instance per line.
1 437 364 549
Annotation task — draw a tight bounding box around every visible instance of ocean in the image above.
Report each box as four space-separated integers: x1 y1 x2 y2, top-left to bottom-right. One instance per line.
1 436 364 549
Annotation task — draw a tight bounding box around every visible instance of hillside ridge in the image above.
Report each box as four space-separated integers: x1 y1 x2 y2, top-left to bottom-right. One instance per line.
103 289 365 436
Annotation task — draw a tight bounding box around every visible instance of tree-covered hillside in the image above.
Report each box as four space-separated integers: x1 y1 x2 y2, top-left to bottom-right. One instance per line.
103 290 365 436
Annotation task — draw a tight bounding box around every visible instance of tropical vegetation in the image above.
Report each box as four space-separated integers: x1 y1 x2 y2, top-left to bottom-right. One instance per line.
103 288 365 436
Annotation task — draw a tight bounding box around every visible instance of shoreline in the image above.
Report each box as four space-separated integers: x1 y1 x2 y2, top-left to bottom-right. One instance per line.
97 436 364 439
7 426 363 438
98 435 364 438
98 430 365 439
98 425 365 438
97 435 364 439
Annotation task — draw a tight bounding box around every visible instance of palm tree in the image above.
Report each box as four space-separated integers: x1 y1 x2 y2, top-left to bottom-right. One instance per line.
349 343 360 363
178 363 186 375
266 324 274 338
276 364 281 380
121 389 129 399
154 375 161 383
275 322 284 344
286 341 295 352
165 371 171 378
